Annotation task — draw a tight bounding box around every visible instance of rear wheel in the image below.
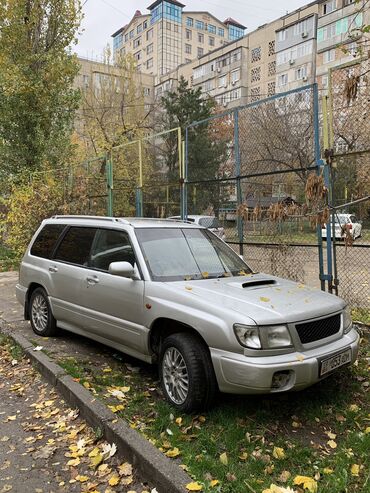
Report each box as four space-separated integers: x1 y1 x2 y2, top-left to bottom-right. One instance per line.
29 287 58 337
159 333 217 413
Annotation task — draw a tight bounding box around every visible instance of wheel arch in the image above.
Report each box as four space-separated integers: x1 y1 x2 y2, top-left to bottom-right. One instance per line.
149 317 209 359
25 282 46 320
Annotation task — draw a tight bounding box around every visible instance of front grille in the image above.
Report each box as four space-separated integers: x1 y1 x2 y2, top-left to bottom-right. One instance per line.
295 314 341 344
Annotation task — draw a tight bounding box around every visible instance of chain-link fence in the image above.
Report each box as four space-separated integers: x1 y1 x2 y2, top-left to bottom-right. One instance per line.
185 84 324 282
328 57 370 308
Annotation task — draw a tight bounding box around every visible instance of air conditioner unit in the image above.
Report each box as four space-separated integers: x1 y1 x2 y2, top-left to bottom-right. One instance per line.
224 83 228 88
231 80 236 85
301 31 308 38
289 59 295 65
217 67 221 73
223 101 228 107
302 76 308 82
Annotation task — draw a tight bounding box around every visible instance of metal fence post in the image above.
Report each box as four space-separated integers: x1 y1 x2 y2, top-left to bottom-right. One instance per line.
106 152 114 216
136 140 143 217
234 108 243 256
183 127 189 220
313 84 326 291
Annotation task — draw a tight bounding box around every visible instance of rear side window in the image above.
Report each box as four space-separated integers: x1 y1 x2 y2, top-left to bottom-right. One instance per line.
30 224 65 259
54 227 96 265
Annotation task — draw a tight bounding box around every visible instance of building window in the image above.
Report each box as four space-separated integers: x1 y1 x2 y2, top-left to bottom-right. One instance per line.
185 44 192 54
295 65 307 80
144 87 151 96
317 13 363 42
218 28 224 37
146 58 153 69
187 17 193 27
251 66 261 82
278 73 288 86
198 33 204 43
134 51 141 61
209 36 215 46
125 33 128 42
322 75 329 89
166 21 171 30
218 75 227 87
197 47 204 57
293 20 308 36
277 29 287 42
323 1 336 15
129 30 134 39
229 25 244 40
231 69 240 83
268 61 276 76
137 24 142 34
143 20 148 30
268 81 275 96
323 48 336 63
250 87 260 102
208 24 216 34
147 28 153 41
133 37 141 48
195 20 205 30
186 29 192 40
147 43 153 54
251 47 261 63
230 88 241 101
268 40 275 56
203 79 214 91
174 24 179 32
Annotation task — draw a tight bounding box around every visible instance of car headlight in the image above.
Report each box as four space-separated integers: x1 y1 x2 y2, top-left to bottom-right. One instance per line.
343 306 352 334
234 324 261 349
234 324 292 349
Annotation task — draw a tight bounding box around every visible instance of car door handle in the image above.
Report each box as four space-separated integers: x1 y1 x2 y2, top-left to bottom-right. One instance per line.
86 275 99 285
49 266 58 273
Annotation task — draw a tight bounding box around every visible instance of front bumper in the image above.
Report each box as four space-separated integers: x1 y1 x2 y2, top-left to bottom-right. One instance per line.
211 327 360 394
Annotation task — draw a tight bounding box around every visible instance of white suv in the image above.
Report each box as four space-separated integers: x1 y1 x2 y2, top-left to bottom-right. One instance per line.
16 216 359 412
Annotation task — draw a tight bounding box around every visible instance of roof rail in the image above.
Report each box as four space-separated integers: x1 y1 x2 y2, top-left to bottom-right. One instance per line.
51 215 129 224
167 218 194 224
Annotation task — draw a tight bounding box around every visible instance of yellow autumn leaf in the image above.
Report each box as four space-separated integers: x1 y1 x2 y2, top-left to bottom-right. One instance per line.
109 475 120 486
260 296 270 302
202 272 209 278
89 447 100 457
364 427 370 434
351 464 360 477
349 404 359 412
186 482 203 491
165 447 181 458
272 446 286 459
210 479 219 487
118 462 133 476
83 381 91 388
175 417 182 425
293 475 318 493
263 485 295 493
326 431 336 440
238 452 248 461
327 440 337 449
67 458 80 466
76 475 89 483
185 286 193 291
103 368 112 372
323 468 334 474
90 453 103 467
219 452 228 465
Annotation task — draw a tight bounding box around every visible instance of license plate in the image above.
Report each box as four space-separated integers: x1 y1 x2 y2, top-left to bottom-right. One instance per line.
320 349 351 377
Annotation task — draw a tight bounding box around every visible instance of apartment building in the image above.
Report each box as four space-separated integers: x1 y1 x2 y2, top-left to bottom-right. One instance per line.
111 0 245 82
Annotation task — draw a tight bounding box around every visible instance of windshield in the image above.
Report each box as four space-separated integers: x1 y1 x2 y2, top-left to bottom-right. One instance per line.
136 228 252 281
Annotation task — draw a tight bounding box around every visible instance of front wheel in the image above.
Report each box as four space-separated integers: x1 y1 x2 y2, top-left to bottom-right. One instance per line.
159 333 217 413
29 287 58 337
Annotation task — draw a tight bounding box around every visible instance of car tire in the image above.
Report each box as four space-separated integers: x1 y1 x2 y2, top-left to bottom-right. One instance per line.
29 287 58 337
159 333 217 413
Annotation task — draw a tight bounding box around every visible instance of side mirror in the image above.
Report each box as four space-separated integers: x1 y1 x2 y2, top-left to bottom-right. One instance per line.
109 261 138 279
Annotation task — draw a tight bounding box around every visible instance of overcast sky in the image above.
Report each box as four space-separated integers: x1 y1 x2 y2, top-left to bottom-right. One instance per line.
75 0 313 59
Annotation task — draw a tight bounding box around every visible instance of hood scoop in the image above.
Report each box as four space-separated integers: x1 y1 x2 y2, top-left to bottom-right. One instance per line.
242 279 276 289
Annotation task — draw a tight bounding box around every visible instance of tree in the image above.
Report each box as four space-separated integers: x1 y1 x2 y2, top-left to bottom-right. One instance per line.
0 0 82 183
160 76 230 214
78 50 155 215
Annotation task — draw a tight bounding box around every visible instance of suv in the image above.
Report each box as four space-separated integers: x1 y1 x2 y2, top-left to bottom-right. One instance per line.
16 216 359 412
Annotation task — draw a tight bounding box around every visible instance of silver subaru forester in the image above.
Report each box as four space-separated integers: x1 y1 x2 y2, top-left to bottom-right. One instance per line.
16 216 360 412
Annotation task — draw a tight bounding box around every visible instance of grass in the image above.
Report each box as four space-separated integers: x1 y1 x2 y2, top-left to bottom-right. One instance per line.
57 333 370 493
351 308 370 326
0 334 24 360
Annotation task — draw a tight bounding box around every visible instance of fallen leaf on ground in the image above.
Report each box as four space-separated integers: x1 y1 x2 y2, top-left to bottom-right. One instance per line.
293 475 318 493
219 452 228 465
273 447 286 459
351 464 360 476
186 482 203 491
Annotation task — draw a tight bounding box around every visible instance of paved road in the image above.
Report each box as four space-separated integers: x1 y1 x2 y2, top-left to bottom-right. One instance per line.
0 273 156 493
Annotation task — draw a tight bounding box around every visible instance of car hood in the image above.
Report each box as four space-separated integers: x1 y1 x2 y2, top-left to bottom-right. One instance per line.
165 273 345 325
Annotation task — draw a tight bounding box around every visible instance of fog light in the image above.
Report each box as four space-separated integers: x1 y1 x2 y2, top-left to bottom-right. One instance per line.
271 371 291 389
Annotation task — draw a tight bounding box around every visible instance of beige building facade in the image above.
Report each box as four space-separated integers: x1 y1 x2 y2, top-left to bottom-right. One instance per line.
112 1 245 83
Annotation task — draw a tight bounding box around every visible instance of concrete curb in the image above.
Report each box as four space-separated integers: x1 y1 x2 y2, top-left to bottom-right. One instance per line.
0 322 192 493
